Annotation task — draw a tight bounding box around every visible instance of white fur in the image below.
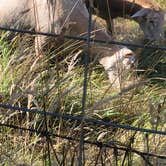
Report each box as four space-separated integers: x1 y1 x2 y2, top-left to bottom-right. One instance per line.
99 48 136 87
0 0 136 87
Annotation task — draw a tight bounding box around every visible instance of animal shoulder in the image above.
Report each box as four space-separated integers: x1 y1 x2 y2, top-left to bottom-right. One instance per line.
128 0 161 10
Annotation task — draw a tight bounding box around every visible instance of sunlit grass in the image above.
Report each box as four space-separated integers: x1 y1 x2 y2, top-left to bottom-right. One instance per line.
0 1 166 165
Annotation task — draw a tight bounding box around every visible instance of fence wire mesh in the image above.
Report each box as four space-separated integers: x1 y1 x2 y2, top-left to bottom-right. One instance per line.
0 0 166 166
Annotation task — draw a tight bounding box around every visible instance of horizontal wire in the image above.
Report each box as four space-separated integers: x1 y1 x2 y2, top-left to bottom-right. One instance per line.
0 26 166 51
1 122 166 160
1 7 165 165
0 104 166 135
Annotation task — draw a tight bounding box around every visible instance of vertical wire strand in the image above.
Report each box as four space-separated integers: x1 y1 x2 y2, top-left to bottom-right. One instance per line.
78 0 93 165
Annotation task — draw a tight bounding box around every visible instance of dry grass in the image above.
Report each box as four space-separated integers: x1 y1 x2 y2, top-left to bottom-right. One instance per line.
0 1 166 165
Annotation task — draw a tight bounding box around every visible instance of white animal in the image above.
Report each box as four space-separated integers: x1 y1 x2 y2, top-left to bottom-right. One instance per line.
0 0 136 88
85 0 165 40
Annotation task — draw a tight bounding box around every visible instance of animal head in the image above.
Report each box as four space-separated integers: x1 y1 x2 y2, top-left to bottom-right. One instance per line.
132 8 165 40
99 47 137 88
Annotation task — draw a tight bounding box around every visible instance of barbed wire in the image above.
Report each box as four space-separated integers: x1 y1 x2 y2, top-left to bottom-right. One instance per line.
0 104 166 136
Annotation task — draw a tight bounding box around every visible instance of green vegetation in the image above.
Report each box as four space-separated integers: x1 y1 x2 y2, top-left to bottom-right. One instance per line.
0 1 166 165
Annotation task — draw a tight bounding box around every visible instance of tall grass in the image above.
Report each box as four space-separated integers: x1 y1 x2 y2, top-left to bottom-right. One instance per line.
0 1 166 165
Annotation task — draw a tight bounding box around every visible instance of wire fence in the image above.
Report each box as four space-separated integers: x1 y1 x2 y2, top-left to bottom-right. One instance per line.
0 1 166 166
1 104 166 165
0 26 166 51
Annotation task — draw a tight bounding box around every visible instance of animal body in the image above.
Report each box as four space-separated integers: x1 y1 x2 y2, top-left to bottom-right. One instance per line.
0 0 136 88
85 0 165 40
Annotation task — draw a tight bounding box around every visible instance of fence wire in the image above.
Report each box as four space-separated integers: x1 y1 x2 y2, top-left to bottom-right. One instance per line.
0 1 166 165
1 122 166 160
0 104 166 136
0 103 166 165
0 26 166 51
